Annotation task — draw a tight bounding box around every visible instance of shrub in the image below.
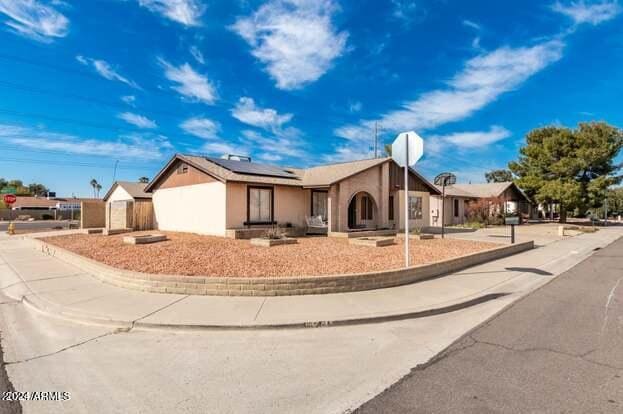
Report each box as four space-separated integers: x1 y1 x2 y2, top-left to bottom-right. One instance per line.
42 214 54 220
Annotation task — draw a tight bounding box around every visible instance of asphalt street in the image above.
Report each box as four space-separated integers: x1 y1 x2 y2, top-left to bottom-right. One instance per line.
357 237 623 413
0 329 21 414
0 221 77 231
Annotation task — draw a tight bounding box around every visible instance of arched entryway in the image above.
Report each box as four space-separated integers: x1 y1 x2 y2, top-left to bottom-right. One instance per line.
347 191 378 230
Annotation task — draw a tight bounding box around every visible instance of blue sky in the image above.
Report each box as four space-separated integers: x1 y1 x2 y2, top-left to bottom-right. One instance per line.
0 0 622 196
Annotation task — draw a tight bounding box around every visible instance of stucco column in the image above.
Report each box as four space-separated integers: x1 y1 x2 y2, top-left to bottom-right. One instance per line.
380 162 390 227
328 184 339 233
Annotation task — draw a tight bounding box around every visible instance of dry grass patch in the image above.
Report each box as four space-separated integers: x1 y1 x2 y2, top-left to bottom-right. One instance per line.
41 232 500 278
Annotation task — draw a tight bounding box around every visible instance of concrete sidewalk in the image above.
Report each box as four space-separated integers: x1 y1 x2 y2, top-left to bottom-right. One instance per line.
0 228 621 330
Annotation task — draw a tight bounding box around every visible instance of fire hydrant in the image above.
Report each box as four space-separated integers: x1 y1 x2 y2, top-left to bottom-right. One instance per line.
7 222 15 235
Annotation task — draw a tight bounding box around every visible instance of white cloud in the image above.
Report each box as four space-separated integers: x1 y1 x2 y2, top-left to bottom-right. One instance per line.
240 128 307 158
137 0 205 26
180 117 219 139
201 141 248 157
117 112 157 129
231 0 348 90
323 146 374 163
231 97 293 131
121 95 136 106
0 123 171 160
335 40 564 142
551 1 621 25
391 0 425 26
462 19 481 30
349 101 363 113
0 0 69 42
76 55 140 89
257 153 283 162
189 45 205 64
159 58 217 104
428 126 511 152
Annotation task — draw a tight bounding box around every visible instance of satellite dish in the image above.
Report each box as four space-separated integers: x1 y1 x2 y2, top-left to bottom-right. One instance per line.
434 172 456 186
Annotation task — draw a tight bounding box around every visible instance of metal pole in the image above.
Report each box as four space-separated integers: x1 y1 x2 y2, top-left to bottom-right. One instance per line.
441 183 445 239
374 122 378 159
404 134 409 268
604 198 608 227
511 224 515 244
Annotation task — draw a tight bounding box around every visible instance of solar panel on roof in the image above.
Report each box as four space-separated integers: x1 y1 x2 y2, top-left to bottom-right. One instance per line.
205 157 299 179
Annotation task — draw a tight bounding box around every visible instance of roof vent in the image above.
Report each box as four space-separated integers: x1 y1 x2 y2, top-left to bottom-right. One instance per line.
224 154 251 162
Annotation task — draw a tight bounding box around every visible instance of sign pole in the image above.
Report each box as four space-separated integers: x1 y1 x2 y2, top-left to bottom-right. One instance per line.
404 134 409 268
441 181 446 239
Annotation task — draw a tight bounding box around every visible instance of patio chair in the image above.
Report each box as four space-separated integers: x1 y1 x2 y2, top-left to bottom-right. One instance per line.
306 215 328 235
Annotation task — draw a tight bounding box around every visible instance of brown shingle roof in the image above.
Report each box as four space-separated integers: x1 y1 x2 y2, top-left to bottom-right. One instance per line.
11 196 57 209
146 154 439 194
436 182 531 202
299 157 390 187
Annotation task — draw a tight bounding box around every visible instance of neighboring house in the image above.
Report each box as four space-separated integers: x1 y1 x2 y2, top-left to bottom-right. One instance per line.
430 181 534 226
103 181 153 231
144 154 441 237
5 196 92 220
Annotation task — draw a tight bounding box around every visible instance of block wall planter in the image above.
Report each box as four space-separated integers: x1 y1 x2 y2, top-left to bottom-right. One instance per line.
28 237 534 297
250 237 298 247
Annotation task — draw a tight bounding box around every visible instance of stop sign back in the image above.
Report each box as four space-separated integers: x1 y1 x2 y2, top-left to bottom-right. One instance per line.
3 194 16 205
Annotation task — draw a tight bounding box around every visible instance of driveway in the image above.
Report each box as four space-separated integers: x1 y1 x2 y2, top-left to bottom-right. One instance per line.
447 222 604 246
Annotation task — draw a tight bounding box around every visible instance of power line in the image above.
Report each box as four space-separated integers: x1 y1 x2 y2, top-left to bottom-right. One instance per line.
0 109 176 136
0 156 156 171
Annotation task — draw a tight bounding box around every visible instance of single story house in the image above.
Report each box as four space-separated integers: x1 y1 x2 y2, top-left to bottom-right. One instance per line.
430 181 535 226
3 196 91 220
144 154 441 237
103 181 153 231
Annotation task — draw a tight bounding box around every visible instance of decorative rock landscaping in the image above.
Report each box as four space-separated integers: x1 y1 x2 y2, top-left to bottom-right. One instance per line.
40 231 502 278
29 236 534 296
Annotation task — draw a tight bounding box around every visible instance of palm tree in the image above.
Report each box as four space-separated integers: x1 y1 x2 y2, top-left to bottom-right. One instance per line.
138 176 149 183
384 143 392 157
95 183 102 198
89 179 99 198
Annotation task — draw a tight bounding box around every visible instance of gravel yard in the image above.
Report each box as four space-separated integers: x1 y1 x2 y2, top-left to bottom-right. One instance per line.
41 232 500 278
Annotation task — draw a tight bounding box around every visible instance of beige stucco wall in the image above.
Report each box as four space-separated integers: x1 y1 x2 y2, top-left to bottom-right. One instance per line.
430 196 468 226
152 182 227 236
397 190 430 230
107 186 133 202
274 185 306 227
225 183 307 229
330 164 387 232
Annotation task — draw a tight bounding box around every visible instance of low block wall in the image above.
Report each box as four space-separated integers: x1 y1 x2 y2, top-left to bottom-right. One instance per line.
28 238 534 297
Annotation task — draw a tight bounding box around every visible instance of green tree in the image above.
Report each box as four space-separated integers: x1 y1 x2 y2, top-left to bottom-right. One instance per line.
28 183 49 197
90 179 99 198
384 143 392 157
485 169 513 183
509 122 623 222
138 176 149 183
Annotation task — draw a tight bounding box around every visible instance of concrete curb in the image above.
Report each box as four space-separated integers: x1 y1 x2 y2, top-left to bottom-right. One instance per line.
18 288 510 331
26 237 534 297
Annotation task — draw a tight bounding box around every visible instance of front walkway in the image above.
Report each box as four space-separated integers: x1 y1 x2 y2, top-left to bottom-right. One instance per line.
0 227 621 330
